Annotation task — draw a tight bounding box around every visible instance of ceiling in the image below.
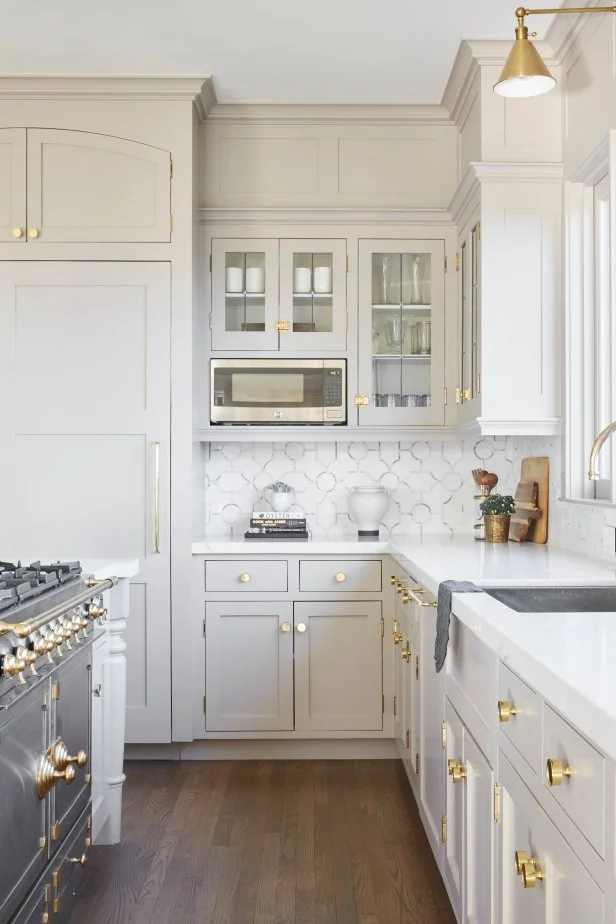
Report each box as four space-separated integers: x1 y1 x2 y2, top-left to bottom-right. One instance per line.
1 0 555 104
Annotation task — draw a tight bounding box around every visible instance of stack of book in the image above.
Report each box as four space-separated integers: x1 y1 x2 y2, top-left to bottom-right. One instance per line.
244 511 309 540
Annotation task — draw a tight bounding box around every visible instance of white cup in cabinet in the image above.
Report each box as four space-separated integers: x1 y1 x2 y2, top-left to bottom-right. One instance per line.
313 266 332 294
294 267 312 293
245 267 265 293
226 266 244 293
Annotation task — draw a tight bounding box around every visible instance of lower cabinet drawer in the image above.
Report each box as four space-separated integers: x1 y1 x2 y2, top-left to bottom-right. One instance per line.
299 559 382 592
498 661 541 772
542 704 605 857
205 559 288 593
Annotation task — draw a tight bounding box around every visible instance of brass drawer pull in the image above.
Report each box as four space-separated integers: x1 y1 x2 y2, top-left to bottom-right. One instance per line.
239 572 251 583
498 700 519 723
335 572 346 583
280 622 291 633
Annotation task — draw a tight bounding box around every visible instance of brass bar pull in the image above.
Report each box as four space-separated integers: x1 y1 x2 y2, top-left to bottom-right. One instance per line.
407 588 438 608
154 441 161 553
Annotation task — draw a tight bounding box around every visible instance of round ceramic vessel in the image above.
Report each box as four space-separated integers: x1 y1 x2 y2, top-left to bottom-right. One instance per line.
347 486 390 536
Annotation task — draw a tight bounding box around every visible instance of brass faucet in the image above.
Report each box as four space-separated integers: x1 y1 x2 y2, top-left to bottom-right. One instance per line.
588 421 616 480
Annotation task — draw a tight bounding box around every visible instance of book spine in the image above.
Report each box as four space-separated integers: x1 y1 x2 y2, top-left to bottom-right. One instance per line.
252 511 299 520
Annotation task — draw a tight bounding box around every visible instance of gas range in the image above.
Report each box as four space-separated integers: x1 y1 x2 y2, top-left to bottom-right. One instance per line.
0 559 83 611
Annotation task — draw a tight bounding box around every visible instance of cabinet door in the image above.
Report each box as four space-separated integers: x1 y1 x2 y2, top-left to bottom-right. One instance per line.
0 261 171 743
393 595 409 756
279 238 347 351
419 593 446 859
294 601 383 732
358 239 446 426
0 128 26 243
205 602 294 732
457 210 481 425
408 602 421 790
499 753 604 924
211 238 279 350
465 730 495 924
26 130 171 243
444 699 465 923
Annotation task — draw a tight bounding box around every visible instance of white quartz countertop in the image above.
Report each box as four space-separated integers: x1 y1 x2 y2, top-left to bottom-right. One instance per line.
80 558 140 580
195 534 616 758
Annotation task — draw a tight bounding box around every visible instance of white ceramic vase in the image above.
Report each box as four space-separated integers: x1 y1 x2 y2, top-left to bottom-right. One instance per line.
347 486 390 537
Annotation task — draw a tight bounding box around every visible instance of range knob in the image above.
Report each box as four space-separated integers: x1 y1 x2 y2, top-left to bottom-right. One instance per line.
77 615 89 639
3 654 27 684
45 629 64 657
33 636 54 663
15 646 38 677
88 603 107 624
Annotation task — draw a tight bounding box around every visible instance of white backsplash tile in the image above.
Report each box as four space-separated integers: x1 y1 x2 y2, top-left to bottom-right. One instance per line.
195 437 528 539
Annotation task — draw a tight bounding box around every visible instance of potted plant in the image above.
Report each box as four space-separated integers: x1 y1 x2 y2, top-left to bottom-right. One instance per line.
479 493 515 543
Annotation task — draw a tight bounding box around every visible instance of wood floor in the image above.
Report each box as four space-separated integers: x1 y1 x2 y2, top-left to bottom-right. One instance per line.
68 760 455 924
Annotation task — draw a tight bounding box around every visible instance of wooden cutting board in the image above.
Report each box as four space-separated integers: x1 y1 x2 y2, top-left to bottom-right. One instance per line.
520 457 549 543
509 481 540 542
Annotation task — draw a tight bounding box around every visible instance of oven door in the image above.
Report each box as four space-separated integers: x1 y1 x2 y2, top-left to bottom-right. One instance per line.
210 359 346 424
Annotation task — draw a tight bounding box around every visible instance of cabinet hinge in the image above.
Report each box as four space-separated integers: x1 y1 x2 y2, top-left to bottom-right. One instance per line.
203 618 206 637
415 752 420 775
39 835 47 852
393 696 397 717
51 822 59 841
455 252 460 272
415 654 419 680
441 720 447 750
52 682 60 701
494 783 501 824
444 255 448 273
209 253 212 273
170 156 173 178
346 254 349 273
382 694 385 715
169 214 173 233
441 815 447 843
381 615 384 637
443 387 447 407
405 728 410 749
203 695 207 715
208 313 212 329
53 897 61 915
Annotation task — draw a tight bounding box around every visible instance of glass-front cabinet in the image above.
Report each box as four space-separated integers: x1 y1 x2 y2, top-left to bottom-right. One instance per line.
458 214 481 414
210 237 347 351
357 239 446 425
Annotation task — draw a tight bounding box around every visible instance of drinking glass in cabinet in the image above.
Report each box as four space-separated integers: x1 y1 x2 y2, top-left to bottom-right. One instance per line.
292 251 334 334
225 251 266 333
402 253 432 305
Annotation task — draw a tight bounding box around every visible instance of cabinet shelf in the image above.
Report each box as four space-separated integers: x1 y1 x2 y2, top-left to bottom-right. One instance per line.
373 353 431 361
372 303 431 311
225 291 265 298
293 291 332 298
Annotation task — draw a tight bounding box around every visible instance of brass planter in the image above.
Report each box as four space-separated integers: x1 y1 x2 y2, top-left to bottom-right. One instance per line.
484 514 511 543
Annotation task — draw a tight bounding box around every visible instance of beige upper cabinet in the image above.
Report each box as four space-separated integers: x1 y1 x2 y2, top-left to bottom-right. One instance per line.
0 128 171 244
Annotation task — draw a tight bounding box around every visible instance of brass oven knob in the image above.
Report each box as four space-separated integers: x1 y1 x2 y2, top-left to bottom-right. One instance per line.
16 646 38 676
51 739 88 770
50 632 64 655
36 757 76 798
88 603 107 624
60 626 73 649
69 852 88 867
498 700 519 723
546 758 572 786
34 637 54 659
3 654 27 684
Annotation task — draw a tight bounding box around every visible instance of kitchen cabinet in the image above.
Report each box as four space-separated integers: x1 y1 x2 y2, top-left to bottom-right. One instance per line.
0 261 171 744
204 601 294 732
209 236 347 351
357 238 446 426
392 585 410 759
498 752 604 924
0 127 171 243
457 211 481 411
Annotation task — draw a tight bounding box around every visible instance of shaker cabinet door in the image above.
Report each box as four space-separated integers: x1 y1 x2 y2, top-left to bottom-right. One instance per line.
0 128 26 243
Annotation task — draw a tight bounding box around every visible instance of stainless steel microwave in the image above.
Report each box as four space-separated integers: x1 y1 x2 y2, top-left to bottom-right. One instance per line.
210 359 347 425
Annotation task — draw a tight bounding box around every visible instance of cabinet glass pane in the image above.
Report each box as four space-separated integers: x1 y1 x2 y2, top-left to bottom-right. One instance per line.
471 224 480 398
371 252 432 408
292 251 334 334
224 251 266 334
460 241 469 397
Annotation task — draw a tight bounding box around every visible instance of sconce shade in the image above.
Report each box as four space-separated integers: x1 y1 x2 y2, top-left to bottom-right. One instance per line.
494 26 556 98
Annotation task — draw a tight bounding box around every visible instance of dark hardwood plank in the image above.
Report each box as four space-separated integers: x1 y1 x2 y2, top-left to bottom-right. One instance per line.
66 758 455 924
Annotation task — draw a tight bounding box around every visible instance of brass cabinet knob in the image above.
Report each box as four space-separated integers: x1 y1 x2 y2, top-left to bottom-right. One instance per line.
498 700 519 723
546 758 572 786
335 572 346 583
448 761 466 783
514 850 530 875
401 645 411 663
37 757 76 798
239 572 251 583
280 622 291 633
402 592 410 604
393 621 403 645
11 227 23 238
390 575 397 585
28 228 40 239
521 859 544 889
69 853 88 867
296 622 307 634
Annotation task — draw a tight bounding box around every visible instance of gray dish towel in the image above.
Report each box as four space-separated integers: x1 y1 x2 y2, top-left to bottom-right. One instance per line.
434 580 484 672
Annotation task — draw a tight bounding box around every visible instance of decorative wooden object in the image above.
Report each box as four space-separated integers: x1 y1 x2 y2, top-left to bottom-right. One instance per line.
520 457 550 543
509 481 540 542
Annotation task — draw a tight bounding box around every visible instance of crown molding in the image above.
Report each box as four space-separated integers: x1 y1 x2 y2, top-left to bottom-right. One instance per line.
449 161 565 227
0 75 212 103
197 207 453 227
204 102 453 126
448 165 481 227
543 0 611 64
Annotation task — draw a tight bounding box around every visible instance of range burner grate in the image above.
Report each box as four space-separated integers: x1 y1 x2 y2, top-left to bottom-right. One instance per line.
0 560 82 613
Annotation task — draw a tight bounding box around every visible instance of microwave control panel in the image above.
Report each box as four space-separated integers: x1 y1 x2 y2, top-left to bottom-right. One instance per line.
324 368 344 406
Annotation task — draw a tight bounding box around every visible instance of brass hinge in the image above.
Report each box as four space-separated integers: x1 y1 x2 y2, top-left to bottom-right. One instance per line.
39 835 47 852
44 884 51 905
405 728 410 749
203 618 207 637
87 815 92 833
203 695 207 715
382 694 385 715
441 720 447 750
53 897 61 915
51 870 61 889
456 252 461 272
209 253 212 272
170 156 173 178
494 783 501 824
393 696 397 717
85 772 92 789
441 815 447 843
381 616 384 637
51 822 59 841
415 752 420 775
169 214 173 233
443 387 448 407
415 654 419 680
444 255 448 273
346 254 349 272
52 682 60 701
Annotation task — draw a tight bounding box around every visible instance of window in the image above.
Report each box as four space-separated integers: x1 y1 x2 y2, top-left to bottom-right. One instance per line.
565 134 615 501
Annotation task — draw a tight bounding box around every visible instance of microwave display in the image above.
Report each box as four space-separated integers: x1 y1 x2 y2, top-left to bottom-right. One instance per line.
211 359 346 424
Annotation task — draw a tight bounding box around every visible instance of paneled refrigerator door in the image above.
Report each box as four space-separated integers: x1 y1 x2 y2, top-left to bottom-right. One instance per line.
278 238 347 351
358 239 446 426
210 238 279 351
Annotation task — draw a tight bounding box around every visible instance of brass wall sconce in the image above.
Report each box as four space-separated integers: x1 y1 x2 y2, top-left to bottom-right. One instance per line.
494 5 616 98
